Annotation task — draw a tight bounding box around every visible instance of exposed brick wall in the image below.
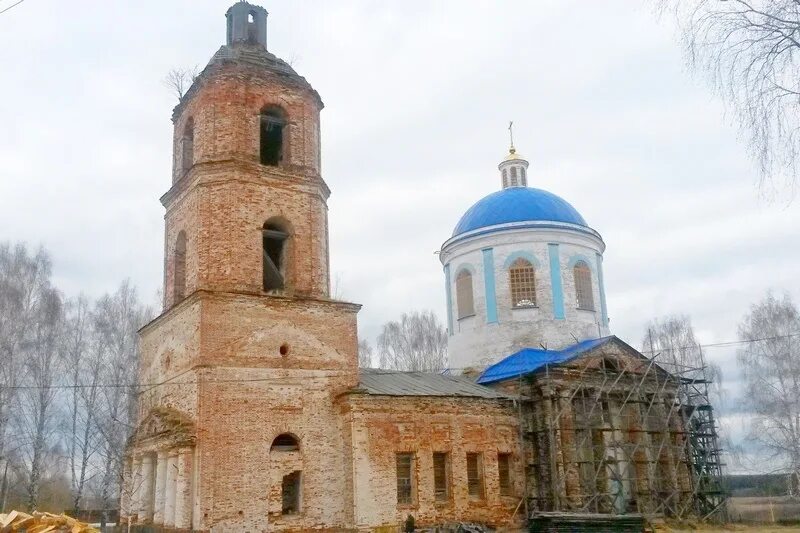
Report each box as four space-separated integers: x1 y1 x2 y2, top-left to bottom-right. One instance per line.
162 61 330 310
344 395 525 530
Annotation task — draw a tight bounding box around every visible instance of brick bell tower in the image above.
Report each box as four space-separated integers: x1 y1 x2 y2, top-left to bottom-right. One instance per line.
121 3 361 531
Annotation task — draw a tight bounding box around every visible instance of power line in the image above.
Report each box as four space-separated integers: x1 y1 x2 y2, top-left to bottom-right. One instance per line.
0 0 26 16
3 331 799 391
638 331 800 355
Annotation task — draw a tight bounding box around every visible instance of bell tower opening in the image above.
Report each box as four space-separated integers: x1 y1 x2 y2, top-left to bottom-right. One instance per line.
262 219 289 291
260 106 286 166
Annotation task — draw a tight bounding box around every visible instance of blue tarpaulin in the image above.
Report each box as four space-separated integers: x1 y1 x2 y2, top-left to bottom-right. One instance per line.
476 336 615 385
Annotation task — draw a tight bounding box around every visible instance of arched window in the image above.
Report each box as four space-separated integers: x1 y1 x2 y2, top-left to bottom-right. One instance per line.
520 166 527 186
263 219 289 291
260 106 286 166
573 261 594 310
502 168 508 188
456 269 474 319
271 433 299 452
247 10 258 42
509 258 536 308
270 433 301 514
181 118 194 176
510 167 518 186
173 231 187 303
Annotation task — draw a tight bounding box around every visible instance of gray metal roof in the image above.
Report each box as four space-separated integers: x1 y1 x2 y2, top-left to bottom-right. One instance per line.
356 369 508 399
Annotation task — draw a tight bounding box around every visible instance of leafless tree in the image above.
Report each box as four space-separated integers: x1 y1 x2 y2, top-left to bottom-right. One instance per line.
16 283 62 510
358 338 374 368
61 296 105 511
163 65 200 101
642 314 715 378
0 244 54 473
737 291 800 492
377 310 447 372
658 0 800 197
92 281 151 513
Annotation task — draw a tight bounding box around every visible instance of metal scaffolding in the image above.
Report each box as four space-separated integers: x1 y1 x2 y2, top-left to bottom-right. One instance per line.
519 345 726 522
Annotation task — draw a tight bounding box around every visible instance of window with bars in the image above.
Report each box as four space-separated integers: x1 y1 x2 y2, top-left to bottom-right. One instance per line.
573 261 595 310
466 453 484 499
455 269 474 319
396 453 414 505
433 452 449 502
509 258 536 308
497 453 512 496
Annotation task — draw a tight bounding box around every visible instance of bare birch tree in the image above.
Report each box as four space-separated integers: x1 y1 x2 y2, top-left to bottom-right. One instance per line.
0 244 54 473
737 292 800 491
358 339 374 368
658 0 800 196
17 284 62 510
643 314 724 402
92 281 151 513
377 311 447 372
61 296 104 511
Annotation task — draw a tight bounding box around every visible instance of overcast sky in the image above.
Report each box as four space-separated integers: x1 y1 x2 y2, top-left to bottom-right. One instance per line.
2 1 799 469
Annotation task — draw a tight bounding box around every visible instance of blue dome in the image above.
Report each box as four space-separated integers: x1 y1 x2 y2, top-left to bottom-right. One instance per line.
452 187 588 237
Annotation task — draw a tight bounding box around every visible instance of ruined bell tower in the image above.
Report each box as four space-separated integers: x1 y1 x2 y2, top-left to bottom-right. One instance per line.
122 3 361 530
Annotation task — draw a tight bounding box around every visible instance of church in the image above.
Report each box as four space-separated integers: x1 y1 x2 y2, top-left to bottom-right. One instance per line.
120 3 724 531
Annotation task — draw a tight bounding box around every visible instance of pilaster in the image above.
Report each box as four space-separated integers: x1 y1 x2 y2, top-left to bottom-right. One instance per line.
174 447 195 529
154 450 169 524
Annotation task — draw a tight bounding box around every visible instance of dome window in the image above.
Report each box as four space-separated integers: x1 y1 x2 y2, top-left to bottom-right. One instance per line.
455 269 475 319
509 258 536 308
510 167 519 187
573 261 595 311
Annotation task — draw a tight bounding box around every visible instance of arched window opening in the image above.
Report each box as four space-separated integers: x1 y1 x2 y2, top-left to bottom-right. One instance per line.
602 358 618 372
262 219 289 291
573 261 595 310
456 269 474 319
502 168 508 188
173 231 187 303
271 433 299 452
510 166 518 186
520 166 527 186
260 107 286 166
509 258 536 308
181 118 194 176
247 10 258 42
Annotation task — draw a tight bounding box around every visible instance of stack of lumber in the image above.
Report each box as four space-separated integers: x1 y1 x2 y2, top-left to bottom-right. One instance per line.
0 510 99 532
